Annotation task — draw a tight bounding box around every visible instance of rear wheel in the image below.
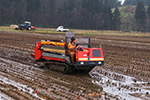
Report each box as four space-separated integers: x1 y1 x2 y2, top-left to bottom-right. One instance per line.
20 27 25 30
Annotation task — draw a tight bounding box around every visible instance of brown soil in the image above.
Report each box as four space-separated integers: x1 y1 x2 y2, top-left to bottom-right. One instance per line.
0 31 150 100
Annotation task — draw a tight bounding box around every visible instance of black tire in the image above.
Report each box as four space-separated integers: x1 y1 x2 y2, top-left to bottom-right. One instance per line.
27 27 32 31
15 28 18 30
20 27 25 30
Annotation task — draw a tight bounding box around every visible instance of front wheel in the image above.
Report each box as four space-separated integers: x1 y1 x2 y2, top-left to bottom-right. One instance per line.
27 27 32 31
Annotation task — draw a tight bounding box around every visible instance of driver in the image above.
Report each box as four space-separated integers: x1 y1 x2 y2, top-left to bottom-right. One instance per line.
68 37 77 63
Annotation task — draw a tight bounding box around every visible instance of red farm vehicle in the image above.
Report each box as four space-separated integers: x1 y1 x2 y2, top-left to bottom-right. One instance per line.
31 32 104 73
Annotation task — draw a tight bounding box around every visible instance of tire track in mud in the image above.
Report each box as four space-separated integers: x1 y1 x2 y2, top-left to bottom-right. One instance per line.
0 58 50 100
99 65 150 81
0 90 15 100
0 57 98 100
90 66 150 100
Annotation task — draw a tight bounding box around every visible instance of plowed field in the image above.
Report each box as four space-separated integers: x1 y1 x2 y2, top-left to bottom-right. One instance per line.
0 30 150 100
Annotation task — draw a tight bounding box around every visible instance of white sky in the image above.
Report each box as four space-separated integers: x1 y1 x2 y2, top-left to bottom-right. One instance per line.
119 0 125 5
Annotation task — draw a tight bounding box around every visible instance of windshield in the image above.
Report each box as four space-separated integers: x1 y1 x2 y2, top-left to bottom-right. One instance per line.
65 32 90 48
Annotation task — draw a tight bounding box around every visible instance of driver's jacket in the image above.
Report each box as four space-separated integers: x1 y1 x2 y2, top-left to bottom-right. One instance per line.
68 42 76 53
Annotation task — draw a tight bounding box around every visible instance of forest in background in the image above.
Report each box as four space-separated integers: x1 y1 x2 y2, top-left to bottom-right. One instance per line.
0 0 120 30
0 0 150 32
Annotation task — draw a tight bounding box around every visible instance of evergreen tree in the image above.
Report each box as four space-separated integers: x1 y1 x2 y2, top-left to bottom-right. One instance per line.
135 2 146 31
102 3 113 30
107 0 121 8
113 7 121 30
81 0 102 14
0 0 121 30
147 4 150 31
147 4 150 22
66 0 76 11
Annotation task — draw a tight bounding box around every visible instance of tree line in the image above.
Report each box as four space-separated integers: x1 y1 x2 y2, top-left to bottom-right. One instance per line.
134 2 150 32
0 0 150 32
0 0 121 30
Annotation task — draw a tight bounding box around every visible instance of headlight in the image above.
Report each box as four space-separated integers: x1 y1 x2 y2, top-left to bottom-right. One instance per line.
98 62 101 64
81 62 84 65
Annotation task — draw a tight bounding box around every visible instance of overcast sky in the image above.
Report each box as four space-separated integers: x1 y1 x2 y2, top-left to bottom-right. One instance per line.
119 0 125 5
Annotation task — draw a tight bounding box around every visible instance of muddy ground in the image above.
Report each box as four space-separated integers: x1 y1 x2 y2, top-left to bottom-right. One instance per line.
0 31 150 100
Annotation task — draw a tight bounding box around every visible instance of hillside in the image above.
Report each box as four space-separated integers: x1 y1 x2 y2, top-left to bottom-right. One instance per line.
123 0 149 6
113 5 150 31
112 6 136 31
119 6 136 23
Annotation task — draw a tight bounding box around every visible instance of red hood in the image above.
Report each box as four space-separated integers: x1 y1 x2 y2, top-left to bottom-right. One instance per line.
32 26 36 30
